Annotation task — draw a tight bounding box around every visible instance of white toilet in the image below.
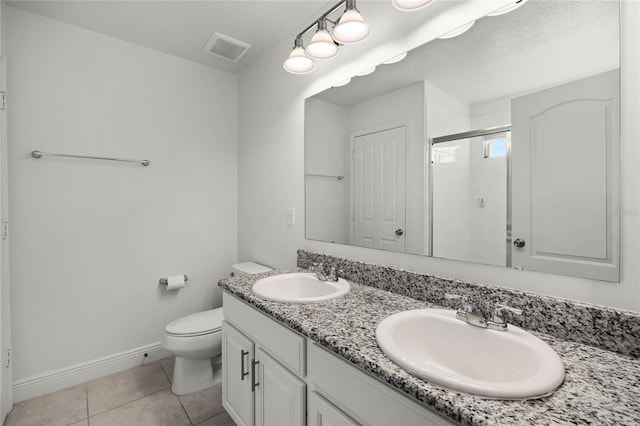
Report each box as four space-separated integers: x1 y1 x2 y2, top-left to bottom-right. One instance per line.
162 262 272 395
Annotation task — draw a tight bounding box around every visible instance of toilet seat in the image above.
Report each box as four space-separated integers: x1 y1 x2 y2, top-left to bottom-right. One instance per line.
165 308 224 337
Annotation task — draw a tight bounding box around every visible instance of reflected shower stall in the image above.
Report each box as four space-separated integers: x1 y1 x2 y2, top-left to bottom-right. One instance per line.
430 126 511 267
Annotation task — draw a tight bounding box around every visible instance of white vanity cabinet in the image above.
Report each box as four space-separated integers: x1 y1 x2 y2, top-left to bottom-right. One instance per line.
222 292 458 426
222 322 255 426
222 293 306 426
307 390 359 426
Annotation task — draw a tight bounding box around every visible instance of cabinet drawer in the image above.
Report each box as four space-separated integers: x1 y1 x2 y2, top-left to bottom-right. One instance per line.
308 343 457 426
223 292 306 376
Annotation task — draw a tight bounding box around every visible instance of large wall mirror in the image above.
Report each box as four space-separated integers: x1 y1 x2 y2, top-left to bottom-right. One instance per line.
305 0 620 282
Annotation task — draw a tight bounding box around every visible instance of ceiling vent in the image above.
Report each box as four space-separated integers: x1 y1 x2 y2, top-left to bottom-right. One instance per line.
203 32 251 63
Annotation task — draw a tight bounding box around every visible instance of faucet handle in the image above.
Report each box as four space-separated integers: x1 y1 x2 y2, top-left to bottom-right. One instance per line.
444 293 468 302
445 294 472 312
490 303 523 330
493 303 523 317
326 266 339 282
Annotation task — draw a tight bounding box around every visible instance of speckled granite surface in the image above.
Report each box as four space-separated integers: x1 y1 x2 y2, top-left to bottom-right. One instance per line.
219 269 640 426
298 250 640 358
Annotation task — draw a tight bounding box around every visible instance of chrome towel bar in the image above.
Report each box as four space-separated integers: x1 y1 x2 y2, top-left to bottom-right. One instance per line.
305 173 344 180
31 150 150 166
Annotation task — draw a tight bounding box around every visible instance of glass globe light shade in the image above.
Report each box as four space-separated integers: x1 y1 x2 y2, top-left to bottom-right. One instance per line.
332 9 370 45
283 46 315 74
306 29 339 59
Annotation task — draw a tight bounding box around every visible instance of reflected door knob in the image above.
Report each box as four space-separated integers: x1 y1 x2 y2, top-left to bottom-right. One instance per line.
395 229 404 236
513 238 526 248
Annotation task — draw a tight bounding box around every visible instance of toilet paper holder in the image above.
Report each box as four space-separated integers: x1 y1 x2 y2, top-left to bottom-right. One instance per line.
159 274 189 286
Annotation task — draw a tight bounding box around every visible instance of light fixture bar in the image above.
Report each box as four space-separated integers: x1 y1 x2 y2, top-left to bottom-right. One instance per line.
294 0 349 42
284 0 370 75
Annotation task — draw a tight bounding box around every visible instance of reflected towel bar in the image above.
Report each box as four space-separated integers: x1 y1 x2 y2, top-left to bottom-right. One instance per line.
305 173 344 180
31 150 150 166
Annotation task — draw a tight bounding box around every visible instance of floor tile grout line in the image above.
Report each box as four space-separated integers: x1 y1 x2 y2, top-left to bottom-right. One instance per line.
87 387 170 420
86 361 172 418
85 384 90 426
175 393 196 426
11 360 227 426
159 359 173 384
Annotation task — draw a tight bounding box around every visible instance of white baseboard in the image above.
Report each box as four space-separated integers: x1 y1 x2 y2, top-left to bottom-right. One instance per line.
12 342 171 403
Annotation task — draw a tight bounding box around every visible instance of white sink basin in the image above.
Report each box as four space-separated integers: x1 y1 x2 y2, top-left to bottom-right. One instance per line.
375 309 565 399
251 273 350 303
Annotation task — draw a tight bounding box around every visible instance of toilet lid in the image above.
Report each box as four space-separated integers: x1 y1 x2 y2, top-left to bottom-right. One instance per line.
165 308 224 336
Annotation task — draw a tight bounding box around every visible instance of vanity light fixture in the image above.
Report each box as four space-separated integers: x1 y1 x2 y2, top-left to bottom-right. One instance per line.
382 52 408 64
392 0 435 12
283 36 316 74
283 0 370 74
437 20 475 39
487 0 528 17
306 19 339 59
332 0 370 45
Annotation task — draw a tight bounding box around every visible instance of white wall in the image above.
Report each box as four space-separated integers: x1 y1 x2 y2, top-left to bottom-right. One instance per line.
237 1 640 311
0 2 13 419
305 98 348 244
6 6 238 382
347 82 425 255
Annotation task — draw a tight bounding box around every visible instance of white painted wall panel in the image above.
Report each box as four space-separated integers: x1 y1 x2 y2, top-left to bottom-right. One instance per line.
7 6 238 381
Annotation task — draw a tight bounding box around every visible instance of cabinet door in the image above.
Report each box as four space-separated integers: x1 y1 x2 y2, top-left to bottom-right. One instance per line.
222 321 254 426
308 390 359 426
255 348 306 426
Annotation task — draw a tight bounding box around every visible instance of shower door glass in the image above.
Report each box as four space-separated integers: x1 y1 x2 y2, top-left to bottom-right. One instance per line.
431 129 510 267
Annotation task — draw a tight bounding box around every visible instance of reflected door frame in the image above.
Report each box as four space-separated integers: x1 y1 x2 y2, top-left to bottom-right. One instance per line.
349 120 410 252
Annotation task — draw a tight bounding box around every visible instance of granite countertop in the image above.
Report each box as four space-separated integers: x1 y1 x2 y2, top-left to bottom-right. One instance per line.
219 268 640 426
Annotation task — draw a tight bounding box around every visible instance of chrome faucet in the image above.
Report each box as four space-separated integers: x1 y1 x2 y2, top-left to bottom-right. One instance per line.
310 262 339 282
488 304 524 331
445 294 522 331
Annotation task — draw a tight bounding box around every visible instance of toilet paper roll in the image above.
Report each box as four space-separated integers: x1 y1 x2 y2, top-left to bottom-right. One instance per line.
166 275 186 290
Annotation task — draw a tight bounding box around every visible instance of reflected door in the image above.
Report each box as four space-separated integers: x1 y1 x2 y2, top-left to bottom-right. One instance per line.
352 126 406 252
511 70 620 281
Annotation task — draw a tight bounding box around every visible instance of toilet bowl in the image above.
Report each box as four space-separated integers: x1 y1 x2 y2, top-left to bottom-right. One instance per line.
161 308 224 395
162 262 272 395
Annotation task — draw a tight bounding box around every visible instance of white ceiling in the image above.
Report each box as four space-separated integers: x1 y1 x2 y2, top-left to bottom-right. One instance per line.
6 0 332 74
314 0 619 107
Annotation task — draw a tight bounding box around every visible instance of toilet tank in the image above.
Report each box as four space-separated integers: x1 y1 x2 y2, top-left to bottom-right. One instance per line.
231 262 272 277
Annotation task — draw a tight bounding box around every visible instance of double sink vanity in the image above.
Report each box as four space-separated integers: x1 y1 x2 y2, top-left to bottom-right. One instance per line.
218 250 640 425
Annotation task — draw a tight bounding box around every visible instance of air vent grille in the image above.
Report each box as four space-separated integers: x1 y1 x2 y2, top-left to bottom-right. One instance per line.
203 32 251 63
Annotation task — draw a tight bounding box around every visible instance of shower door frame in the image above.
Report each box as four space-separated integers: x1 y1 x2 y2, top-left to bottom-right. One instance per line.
429 125 512 267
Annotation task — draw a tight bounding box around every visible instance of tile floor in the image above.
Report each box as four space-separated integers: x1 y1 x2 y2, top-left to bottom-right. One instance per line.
4 357 234 426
